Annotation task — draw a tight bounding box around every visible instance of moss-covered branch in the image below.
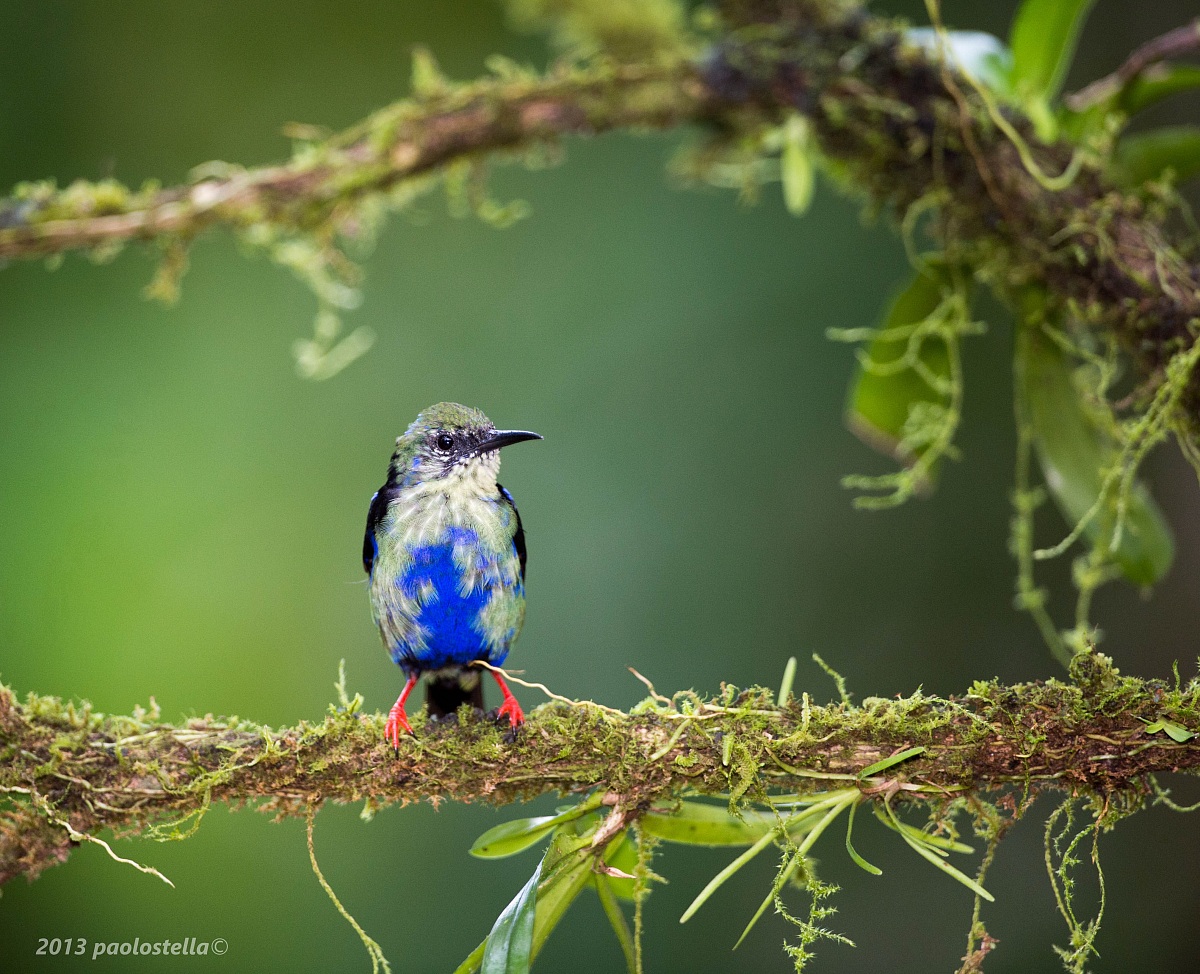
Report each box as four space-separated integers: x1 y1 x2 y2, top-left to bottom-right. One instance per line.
0 62 698 263
3 0 1199 425
3 654 1199 886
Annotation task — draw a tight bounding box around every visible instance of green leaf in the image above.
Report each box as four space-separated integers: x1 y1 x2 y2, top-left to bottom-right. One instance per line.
875 809 974 855
454 940 488 974
896 823 994 901
679 830 776 923
734 848 804 950
781 115 815 215
844 800 882 876
1009 0 1097 101
410 46 449 97
460 819 612 974
845 266 953 483
1114 126 1200 187
734 792 856 949
641 801 774 846
877 804 994 902
1142 718 1198 743
1162 722 1196 744
529 830 596 960
470 793 604 858
471 816 559 859
777 655 798 707
857 746 926 779
1120 64 1200 115
1019 326 1175 584
594 877 637 974
481 859 541 974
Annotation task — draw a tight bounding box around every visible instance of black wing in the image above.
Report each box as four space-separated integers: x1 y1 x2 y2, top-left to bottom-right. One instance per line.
497 483 527 581
363 487 392 575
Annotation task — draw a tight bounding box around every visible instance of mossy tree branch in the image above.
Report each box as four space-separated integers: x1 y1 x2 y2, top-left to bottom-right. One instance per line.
2 0 1199 425
3 654 1199 886
0 62 700 263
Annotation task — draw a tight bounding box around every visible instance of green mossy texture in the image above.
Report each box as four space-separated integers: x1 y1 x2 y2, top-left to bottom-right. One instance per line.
3 652 1198 883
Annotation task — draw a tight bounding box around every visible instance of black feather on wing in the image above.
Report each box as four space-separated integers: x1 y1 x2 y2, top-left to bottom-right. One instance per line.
497 483 527 581
363 487 392 575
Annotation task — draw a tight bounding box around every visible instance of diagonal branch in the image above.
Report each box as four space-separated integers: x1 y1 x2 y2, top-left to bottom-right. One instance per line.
3 654 1199 885
3 2 1200 423
1065 18 1200 110
0 63 700 262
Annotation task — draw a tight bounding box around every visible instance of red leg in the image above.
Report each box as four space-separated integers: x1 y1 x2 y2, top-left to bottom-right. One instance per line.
384 674 419 748
491 670 524 729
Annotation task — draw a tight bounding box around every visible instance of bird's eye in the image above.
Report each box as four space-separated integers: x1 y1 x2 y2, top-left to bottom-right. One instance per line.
435 432 455 452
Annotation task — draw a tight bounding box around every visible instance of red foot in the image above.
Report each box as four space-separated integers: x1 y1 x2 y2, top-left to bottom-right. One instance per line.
384 674 419 748
496 693 524 728
492 671 525 729
384 706 413 748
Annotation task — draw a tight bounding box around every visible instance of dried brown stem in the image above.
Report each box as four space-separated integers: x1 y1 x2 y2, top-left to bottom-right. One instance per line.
1065 18 1200 110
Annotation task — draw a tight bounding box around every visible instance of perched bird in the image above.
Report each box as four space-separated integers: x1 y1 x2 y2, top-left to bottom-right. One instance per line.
364 402 541 746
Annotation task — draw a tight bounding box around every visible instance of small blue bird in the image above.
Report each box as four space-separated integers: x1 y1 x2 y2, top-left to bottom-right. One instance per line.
364 402 541 746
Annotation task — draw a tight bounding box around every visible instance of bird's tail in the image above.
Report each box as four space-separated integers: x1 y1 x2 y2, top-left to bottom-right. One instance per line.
426 669 484 719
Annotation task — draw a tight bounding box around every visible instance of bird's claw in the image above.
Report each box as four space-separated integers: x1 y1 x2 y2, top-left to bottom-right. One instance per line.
496 694 524 730
384 706 413 749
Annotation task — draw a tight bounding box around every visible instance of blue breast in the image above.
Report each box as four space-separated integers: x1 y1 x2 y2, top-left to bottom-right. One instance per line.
392 526 494 670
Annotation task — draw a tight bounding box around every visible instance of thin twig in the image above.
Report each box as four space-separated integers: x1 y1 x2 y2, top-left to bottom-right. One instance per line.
1066 18 1200 110
472 660 626 716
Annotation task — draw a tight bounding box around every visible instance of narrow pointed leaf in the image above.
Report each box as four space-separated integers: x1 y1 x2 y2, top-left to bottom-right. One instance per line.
845 800 882 876
734 794 854 949
1020 326 1174 584
1114 126 1200 187
734 851 803 950
871 805 973 855
481 859 542 974
898 827 994 901
641 801 774 846
777 656 798 707
858 746 926 779
900 826 974 856
474 824 603 972
680 830 776 923
594 877 637 974
1009 0 1097 101
880 803 993 902
471 816 559 859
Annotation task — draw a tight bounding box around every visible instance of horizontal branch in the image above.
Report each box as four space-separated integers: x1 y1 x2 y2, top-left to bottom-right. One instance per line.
3 654 1198 885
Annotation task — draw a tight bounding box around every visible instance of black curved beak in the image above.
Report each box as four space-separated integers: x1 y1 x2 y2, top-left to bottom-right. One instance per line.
475 429 543 455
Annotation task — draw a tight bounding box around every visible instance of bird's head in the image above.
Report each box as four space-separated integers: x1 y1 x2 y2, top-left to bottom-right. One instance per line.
389 402 541 490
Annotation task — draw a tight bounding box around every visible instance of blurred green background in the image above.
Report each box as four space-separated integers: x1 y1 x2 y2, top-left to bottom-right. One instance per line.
2 1 1198 971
